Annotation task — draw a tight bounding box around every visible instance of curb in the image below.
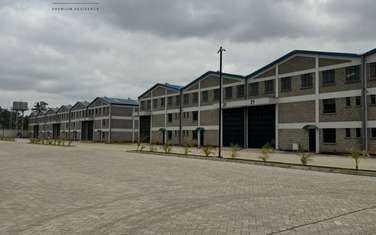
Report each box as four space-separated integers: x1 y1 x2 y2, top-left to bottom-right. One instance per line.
128 150 376 177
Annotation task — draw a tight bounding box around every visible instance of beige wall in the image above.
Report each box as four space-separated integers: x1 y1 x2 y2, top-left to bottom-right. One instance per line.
279 101 315 123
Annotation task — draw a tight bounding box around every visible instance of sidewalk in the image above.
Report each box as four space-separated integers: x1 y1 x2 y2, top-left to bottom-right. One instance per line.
75 142 376 171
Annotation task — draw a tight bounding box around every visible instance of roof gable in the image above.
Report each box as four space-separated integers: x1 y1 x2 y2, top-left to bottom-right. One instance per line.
247 49 359 78
139 83 182 99
183 71 244 91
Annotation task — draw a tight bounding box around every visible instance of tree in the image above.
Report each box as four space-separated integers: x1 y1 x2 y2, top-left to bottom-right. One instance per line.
0 107 11 129
32 101 48 113
349 147 368 170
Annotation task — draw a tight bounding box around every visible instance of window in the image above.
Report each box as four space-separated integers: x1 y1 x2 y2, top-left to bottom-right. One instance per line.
301 73 313 89
356 128 361 138
264 80 274 94
192 130 197 140
322 70 335 85
175 95 181 106
356 96 361 106
323 129 336 144
371 128 376 138
202 91 209 102
184 94 190 105
249 83 259 96
236 85 244 98
213 89 220 101
370 63 376 80
168 113 172 123
345 128 351 138
174 113 178 119
146 100 151 109
323 99 336 113
153 99 158 108
225 87 233 99
160 98 165 107
167 96 173 106
281 77 292 92
346 97 351 107
192 92 198 104
192 111 198 121
345 65 360 82
371 95 376 105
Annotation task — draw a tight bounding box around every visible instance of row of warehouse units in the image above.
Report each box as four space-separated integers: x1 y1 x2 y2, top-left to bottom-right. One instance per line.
137 48 376 153
29 97 139 143
28 47 376 153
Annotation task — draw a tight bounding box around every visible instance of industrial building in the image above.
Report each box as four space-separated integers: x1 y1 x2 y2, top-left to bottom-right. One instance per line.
29 97 139 143
138 48 376 153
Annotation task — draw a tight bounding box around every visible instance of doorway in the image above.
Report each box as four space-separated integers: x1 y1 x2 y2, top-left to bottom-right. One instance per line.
308 129 316 152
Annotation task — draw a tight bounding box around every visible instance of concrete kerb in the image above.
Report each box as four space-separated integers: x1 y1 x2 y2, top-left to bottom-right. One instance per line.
128 150 376 177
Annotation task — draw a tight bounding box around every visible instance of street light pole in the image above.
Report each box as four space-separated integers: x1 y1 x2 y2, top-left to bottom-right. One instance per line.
217 46 226 158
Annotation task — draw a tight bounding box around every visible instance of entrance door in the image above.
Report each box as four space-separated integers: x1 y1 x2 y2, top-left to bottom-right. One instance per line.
248 105 275 148
199 130 204 146
308 129 316 152
139 116 151 143
223 108 245 147
33 126 39 138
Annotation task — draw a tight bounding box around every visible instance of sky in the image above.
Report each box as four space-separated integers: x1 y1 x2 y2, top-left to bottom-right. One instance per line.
0 0 375 110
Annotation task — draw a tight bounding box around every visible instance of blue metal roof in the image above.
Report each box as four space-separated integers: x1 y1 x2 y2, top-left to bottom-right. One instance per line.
182 71 244 90
364 48 376 56
247 49 360 78
102 97 139 106
138 83 183 99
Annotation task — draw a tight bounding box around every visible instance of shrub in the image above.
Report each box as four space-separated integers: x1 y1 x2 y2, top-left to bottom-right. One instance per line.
297 148 313 166
259 144 273 162
230 143 241 158
349 147 368 170
136 136 145 150
163 141 172 154
202 145 214 157
183 144 192 155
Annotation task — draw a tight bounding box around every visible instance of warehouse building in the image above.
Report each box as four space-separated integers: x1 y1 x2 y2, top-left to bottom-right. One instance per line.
29 97 139 143
138 48 376 153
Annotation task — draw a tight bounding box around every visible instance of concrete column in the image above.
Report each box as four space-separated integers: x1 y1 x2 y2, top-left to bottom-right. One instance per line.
164 89 167 143
315 56 320 153
361 55 368 151
198 80 201 147
275 65 279 150
150 93 153 144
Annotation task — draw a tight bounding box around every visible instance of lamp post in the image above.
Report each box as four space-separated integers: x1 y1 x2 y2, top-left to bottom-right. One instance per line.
217 46 226 158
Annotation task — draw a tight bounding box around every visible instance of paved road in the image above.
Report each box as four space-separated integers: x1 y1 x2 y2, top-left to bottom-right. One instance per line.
0 142 376 234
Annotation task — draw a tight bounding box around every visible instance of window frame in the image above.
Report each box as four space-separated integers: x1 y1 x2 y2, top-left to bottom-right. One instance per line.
301 73 313 89
345 128 351 138
183 94 190 105
280 77 292 92
264 80 274 94
345 65 360 82
322 70 335 85
202 90 209 103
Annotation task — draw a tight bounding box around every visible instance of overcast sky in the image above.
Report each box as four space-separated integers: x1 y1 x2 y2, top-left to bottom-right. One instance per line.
0 0 375 110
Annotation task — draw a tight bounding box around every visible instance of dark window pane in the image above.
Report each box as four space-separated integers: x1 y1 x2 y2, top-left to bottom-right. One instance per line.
213 89 219 101
356 128 361 137
370 63 376 80
356 96 361 106
346 97 351 107
323 99 336 113
281 77 291 92
345 128 351 138
323 129 336 144
192 92 198 104
372 128 376 138
249 83 259 96
184 94 190 105
202 91 209 102
345 66 360 82
322 70 335 85
225 87 233 99
192 111 198 121
371 95 376 105
167 96 173 106
264 80 274 94
236 85 244 98
301 73 313 89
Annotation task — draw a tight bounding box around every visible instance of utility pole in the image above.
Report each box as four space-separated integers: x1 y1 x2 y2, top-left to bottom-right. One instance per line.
217 46 226 158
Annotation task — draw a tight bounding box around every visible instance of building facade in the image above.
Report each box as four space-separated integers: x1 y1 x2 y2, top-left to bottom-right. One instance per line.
138 48 376 153
29 97 139 143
